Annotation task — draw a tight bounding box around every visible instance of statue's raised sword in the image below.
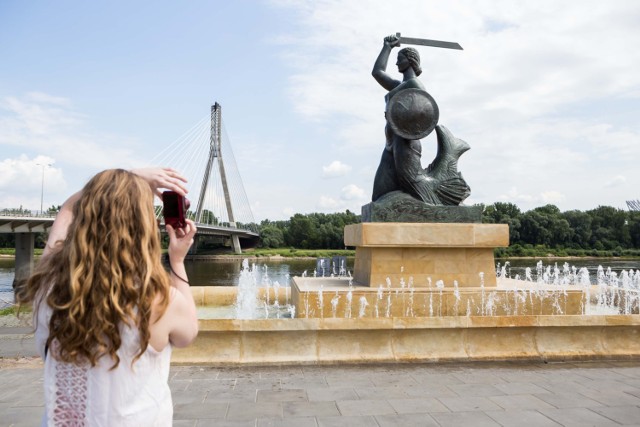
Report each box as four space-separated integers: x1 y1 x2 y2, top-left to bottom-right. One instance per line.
396 32 463 50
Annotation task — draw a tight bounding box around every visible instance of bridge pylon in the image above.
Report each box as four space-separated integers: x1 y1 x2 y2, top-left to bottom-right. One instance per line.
194 103 241 254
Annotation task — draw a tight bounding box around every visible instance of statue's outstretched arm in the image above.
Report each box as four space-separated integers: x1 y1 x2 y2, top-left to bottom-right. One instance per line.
372 35 401 91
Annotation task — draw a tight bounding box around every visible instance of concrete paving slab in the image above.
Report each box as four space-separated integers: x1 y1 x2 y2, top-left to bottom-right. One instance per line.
257 389 307 403
317 415 378 427
533 379 596 395
369 373 419 387
257 416 318 427
205 388 258 403
172 420 196 427
437 395 503 412
201 420 255 427
226 401 283 420
171 389 208 405
402 384 458 398
590 405 640 425
354 385 407 400
280 376 328 389
258 368 306 379
538 407 621 426
451 371 508 384
485 409 562 427
335 398 396 416
386 397 450 414
282 401 339 417
306 387 358 402
447 382 506 397
375 413 440 427
411 372 465 386
578 387 640 407
325 376 375 388
430 410 501 427
235 378 282 391
0 334 37 358
488 394 556 410
620 377 640 388
533 391 605 409
171 366 222 380
173 401 228 420
493 381 549 395
2 405 44 426
184 378 236 393
3 359 640 425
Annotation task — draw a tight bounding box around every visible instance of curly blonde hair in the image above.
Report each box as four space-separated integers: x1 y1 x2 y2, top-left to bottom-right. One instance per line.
16 169 170 368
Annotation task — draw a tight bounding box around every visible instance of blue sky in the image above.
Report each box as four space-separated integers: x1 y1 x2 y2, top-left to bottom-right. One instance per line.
1 0 640 221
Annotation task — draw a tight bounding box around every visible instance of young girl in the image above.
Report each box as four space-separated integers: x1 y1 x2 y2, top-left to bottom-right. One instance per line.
16 167 199 426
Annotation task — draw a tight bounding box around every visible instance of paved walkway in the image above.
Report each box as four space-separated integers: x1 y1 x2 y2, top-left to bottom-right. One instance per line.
2 329 640 426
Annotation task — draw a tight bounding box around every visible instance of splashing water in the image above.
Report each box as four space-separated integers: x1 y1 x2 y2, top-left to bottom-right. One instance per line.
359 297 369 318
331 293 340 318
236 260 258 319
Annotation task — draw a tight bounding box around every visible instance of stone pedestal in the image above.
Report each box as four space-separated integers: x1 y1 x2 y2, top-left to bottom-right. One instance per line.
13 232 35 288
344 223 509 288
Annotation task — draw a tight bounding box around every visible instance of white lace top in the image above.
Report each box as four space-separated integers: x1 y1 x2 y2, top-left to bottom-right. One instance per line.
35 300 173 427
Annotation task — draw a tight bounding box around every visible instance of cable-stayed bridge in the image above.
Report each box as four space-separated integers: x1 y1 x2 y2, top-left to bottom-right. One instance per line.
2 103 258 285
151 102 259 254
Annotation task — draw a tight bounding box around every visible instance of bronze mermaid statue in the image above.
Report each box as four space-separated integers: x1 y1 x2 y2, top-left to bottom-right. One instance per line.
371 34 470 206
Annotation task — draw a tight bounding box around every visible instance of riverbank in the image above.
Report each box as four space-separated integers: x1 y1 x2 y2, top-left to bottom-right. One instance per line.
0 248 358 260
3 251 640 261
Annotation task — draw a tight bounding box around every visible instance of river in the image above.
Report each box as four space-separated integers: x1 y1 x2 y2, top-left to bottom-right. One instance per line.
2 257 640 309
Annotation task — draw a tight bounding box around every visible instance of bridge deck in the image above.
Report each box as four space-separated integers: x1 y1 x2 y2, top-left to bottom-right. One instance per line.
0 214 256 237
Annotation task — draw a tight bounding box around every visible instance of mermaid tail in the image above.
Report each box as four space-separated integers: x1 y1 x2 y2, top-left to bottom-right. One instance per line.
423 125 471 205
426 125 470 178
372 124 471 206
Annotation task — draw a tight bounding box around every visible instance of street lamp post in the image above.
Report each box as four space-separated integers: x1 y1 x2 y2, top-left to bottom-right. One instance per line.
36 163 52 215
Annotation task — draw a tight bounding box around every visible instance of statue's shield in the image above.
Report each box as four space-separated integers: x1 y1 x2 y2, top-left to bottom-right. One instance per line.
386 88 439 140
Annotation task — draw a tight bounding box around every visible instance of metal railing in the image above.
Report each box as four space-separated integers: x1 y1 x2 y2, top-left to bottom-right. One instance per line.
0 211 57 218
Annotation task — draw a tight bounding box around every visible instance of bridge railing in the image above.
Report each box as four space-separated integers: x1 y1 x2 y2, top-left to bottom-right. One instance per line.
0 210 57 218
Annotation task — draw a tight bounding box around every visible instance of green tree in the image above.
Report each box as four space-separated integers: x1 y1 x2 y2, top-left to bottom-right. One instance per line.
482 202 522 244
199 209 218 225
562 210 592 249
519 205 571 248
628 211 640 248
259 225 285 248
47 205 61 214
587 206 630 249
285 214 317 248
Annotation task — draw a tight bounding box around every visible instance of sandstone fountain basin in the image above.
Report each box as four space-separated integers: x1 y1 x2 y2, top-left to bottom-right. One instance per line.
172 223 640 365
172 283 640 366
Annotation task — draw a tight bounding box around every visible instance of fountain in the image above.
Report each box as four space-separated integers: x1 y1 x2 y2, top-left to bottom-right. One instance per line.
172 32 640 365
174 251 640 365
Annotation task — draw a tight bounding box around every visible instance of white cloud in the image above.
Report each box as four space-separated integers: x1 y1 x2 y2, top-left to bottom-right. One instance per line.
340 184 366 201
496 187 566 208
604 175 626 188
272 0 640 213
496 187 536 204
315 184 368 213
0 93 144 170
541 191 566 204
322 160 352 178
0 155 67 211
282 207 295 217
317 196 340 210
